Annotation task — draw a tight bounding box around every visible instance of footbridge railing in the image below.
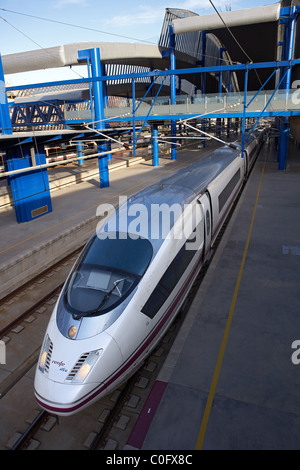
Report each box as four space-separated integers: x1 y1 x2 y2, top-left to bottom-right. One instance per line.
63 89 300 123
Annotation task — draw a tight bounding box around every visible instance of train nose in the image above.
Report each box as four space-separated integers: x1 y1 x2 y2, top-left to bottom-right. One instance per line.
34 333 124 415
34 378 106 416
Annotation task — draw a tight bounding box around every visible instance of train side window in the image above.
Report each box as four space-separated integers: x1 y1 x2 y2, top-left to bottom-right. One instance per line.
141 239 198 319
249 147 256 161
159 263 178 294
218 169 241 213
141 285 168 319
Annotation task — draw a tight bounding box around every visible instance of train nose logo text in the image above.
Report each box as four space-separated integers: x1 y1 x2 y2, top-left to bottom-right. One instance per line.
0 340 6 365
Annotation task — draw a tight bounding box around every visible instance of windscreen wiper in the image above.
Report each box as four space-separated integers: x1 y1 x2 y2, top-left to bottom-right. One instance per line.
96 278 128 311
79 278 128 317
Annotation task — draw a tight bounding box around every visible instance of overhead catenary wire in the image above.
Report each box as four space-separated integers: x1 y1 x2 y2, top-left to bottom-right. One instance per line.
0 14 88 82
208 0 253 64
182 120 239 150
0 147 123 178
0 15 44 50
82 123 129 148
208 0 265 92
205 0 279 119
0 7 157 45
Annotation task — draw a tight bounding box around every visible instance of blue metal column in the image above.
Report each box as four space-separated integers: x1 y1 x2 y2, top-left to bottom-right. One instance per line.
217 47 226 138
91 48 109 187
281 6 297 94
278 118 290 170
132 78 136 157
201 31 207 96
102 62 112 164
201 120 206 148
241 66 249 157
78 48 109 187
77 141 84 166
277 6 297 170
152 124 159 167
227 70 232 139
169 25 177 161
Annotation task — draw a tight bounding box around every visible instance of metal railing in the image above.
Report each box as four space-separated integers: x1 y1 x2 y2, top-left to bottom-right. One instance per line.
63 89 299 123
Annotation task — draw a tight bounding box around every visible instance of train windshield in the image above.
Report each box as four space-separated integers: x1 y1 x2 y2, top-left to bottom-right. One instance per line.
63 233 153 317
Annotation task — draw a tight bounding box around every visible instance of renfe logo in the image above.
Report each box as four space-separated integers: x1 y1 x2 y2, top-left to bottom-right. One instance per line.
0 340 6 364
52 360 66 368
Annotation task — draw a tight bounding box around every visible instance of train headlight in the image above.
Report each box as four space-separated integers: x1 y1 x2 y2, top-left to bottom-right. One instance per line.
67 349 103 383
38 334 52 373
76 363 91 382
39 351 47 370
68 326 77 339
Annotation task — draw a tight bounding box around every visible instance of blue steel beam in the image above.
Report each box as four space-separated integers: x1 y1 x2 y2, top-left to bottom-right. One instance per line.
135 73 167 143
102 110 300 123
77 141 84 166
280 5 300 16
278 118 290 170
277 5 297 170
7 60 300 94
241 66 249 157
246 69 278 108
11 102 65 127
152 124 159 167
135 73 160 112
280 5 297 94
78 48 109 188
169 24 177 161
245 68 290 144
132 77 136 156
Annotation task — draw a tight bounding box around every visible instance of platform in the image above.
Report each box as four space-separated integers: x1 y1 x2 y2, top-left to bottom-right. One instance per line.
125 139 300 450
0 141 218 300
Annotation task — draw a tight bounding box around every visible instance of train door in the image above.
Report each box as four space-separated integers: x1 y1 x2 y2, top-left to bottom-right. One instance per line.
198 192 212 259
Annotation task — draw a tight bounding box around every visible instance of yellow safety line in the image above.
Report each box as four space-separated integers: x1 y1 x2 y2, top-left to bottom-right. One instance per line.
0 155 197 256
195 151 268 450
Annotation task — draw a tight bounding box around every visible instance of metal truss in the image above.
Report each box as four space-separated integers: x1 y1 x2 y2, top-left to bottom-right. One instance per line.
11 101 65 128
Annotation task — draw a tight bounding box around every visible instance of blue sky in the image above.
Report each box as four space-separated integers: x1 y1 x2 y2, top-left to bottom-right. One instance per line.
0 0 279 85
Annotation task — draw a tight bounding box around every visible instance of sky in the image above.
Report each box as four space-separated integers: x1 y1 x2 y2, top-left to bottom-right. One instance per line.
0 0 279 86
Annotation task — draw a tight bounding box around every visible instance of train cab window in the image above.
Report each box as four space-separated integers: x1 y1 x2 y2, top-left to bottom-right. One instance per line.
62 233 153 317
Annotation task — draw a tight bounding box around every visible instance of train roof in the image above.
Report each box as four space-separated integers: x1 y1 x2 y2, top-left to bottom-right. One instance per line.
159 145 241 197
97 144 242 253
130 144 241 206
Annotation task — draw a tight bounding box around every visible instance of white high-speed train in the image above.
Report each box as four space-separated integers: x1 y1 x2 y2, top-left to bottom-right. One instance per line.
34 128 267 416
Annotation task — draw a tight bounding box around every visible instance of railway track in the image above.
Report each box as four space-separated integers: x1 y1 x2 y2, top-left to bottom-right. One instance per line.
0 245 85 339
